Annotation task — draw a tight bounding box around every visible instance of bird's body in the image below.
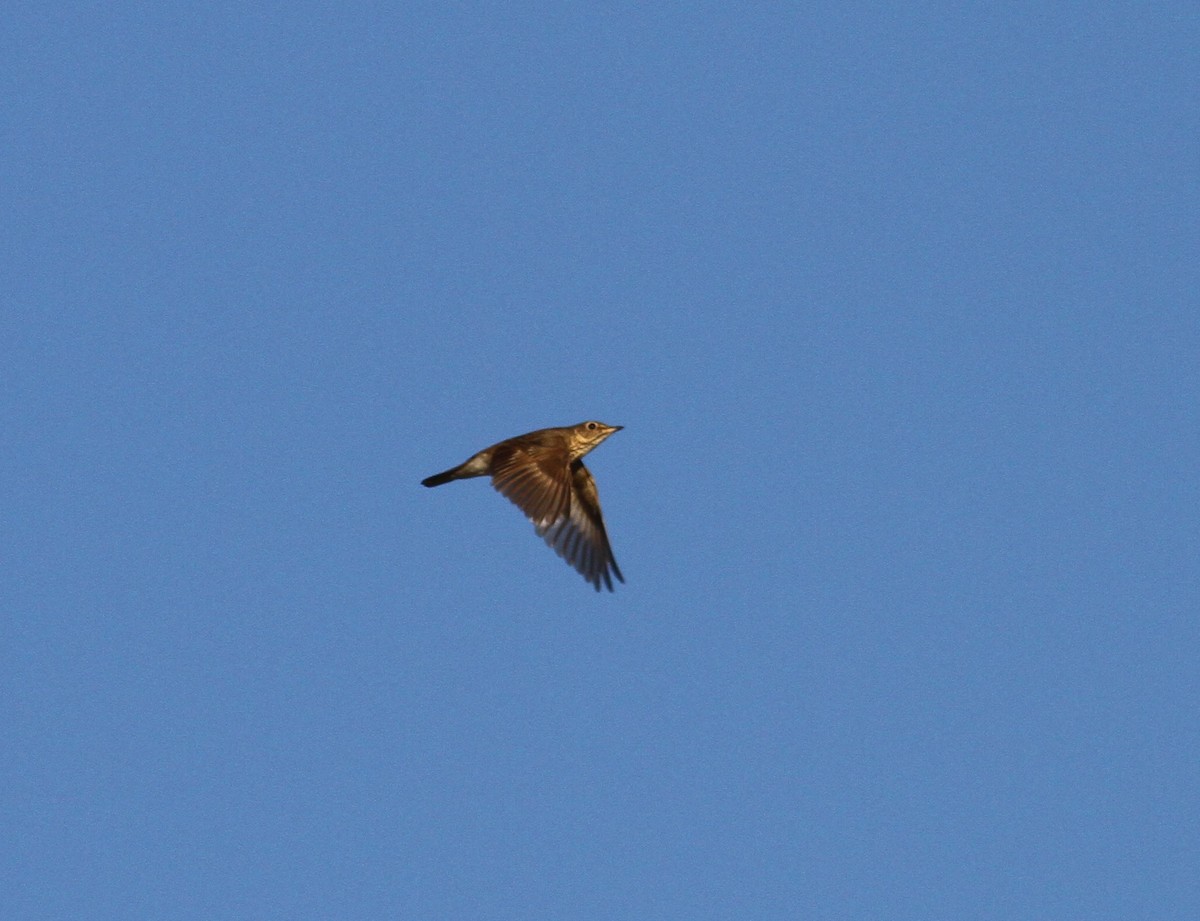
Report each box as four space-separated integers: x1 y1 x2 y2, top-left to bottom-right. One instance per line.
421 421 625 591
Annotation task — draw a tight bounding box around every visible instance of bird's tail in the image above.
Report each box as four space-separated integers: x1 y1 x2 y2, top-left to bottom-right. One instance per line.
421 466 462 488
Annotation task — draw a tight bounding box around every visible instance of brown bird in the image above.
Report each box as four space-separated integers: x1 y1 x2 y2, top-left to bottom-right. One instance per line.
421 421 625 591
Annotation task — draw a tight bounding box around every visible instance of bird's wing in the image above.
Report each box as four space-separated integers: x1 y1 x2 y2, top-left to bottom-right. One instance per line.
490 442 572 529
536 461 624 592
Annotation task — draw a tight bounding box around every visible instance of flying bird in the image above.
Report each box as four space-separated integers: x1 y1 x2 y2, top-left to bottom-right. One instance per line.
421 421 625 591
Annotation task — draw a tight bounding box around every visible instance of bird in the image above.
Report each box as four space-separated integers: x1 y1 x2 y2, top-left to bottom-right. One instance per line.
421 421 625 591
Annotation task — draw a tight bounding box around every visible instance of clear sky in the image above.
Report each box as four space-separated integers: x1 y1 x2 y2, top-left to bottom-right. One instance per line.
3 4 1197 919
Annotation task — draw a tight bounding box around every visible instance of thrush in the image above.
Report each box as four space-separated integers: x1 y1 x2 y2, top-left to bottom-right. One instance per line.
421 421 625 591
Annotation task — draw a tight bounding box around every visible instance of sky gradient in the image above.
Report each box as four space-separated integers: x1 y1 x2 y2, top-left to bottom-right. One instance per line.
3 4 1198 919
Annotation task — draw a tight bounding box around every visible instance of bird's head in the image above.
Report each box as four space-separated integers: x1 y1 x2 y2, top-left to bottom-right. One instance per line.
570 420 623 457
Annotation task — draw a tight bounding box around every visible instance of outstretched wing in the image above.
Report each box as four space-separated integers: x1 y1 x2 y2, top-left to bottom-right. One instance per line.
537 460 624 592
490 442 572 529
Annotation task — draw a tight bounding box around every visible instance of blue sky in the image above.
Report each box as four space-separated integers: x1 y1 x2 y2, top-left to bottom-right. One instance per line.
3 3 1197 919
